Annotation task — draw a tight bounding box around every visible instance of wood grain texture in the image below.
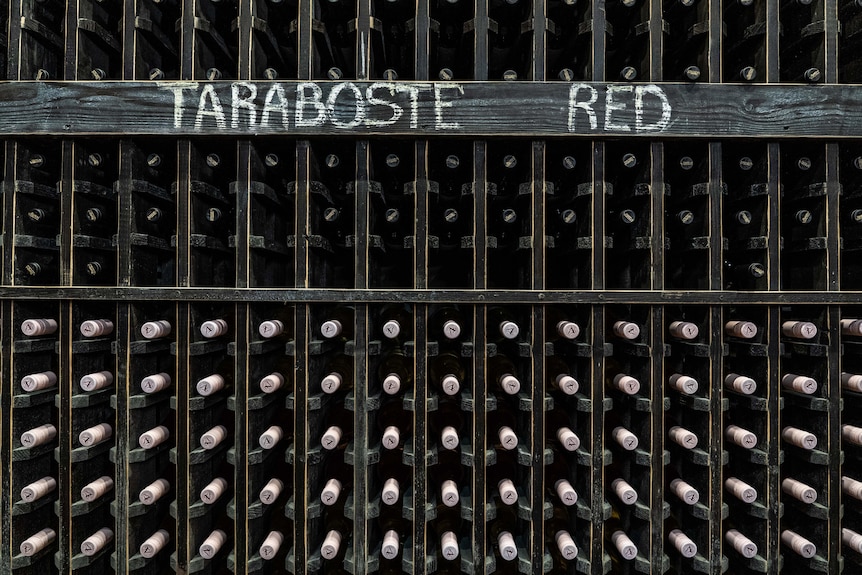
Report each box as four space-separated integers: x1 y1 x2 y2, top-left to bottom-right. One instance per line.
4 81 862 137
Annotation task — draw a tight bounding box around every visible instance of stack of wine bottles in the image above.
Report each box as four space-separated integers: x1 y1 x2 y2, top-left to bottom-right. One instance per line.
0 0 859 574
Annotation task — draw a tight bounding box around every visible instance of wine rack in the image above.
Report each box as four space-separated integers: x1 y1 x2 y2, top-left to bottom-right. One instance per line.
0 0 859 574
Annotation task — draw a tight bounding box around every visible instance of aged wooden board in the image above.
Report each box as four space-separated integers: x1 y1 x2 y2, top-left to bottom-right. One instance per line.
3 80 862 137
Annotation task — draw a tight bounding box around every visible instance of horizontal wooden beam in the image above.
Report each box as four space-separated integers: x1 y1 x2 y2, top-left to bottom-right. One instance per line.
0 286 860 304
4 81 862 138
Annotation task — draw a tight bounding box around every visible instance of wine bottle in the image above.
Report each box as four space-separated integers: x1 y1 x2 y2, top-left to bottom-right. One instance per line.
80 370 113 392
610 422 639 452
782 477 817 504
81 527 113 556
320 306 355 340
20 424 57 448
489 405 520 451
141 372 171 394
725 372 757 395
546 452 578 507
726 528 758 558
259 371 286 394
20 476 57 503
489 505 519 562
258 319 286 339
140 529 170 559
200 424 228 450
379 450 408 507
546 506 578 561
320 509 352 561
725 320 757 339
546 308 581 341
196 373 226 396
781 530 816 558
668 373 699 395
430 398 465 451
433 505 463 562
488 354 522 395
548 409 580 452
667 523 698 559
199 318 228 339
843 528 862 554
81 476 114 502
378 506 408 561
430 352 466 396
20 528 56 556
725 476 758 504
844 423 862 446
842 372 862 393
321 355 355 394
607 366 641 396
199 529 227 559
611 318 641 341
378 304 413 340
606 515 638 561
429 306 467 340
21 370 58 392
79 423 113 447
260 478 285 505
377 347 413 396
844 476 862 501
841 319 862 336
669 425 699 450
781 373 818 395
321 405 353 451
668 472 699 505
377 398 412 450
260 531 284 561
782 320 817 340
488 307 521 340
432 450 465 508
140 478 171 505
200 477 228 505
259 425 284 450
782 426 817 450
80 319 114 338
725 424 757 449
141 320 172 339
668 320 699 340
610 477 638 506
21 318 58 337
547 356 579 395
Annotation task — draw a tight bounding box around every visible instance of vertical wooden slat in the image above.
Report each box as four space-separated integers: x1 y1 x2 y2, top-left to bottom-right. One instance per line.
0 303 12 573
826 306 842 573
55 301 73 573
473 0 488 81
590 305 605 575
708 306 724 572
765 308 781 575
530 140 545 575
472 136 487 572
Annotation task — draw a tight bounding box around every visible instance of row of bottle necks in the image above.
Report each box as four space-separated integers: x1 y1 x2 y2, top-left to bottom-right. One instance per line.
12 0 862 84
13 305 862 397
10 308 862 572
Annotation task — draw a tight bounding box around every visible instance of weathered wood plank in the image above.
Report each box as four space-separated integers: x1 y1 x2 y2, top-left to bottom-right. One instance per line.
4 81 862 137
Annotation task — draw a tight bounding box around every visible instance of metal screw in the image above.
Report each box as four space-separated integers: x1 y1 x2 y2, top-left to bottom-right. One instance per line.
444 208 459 223
739 66 757 81
149 68 165 80
328 67 343 80
386 154 400 168
684 66 701 81
562 156 577 170
622 153 637 168
385 208 400 223
502 208 517 224
503 155 517 169
679 156 694 170
264 68 278 80
147 154 161 167
738 156 753 171
146 207 163 222
265 154 279 167
797 157 812 171
561 209 577 224
558 68 575 82
445 155 460 169
325 154 340 169
438 68 454 81
206 68 222 81
620 66 638 81
619 209 637 224
88 153 102 167
206 153 220 168
206 207 222 222
29 155 45 168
